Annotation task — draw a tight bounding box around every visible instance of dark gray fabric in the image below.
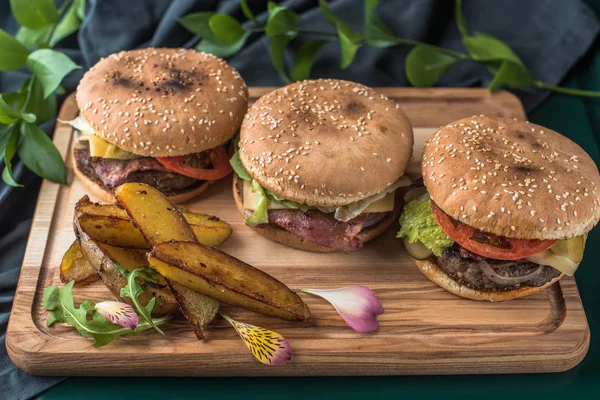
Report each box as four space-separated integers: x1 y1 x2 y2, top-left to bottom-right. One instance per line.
0 1 598 398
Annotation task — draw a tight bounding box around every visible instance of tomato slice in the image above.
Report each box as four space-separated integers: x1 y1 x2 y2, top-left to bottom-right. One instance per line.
431 202 556 260
157 146 233 181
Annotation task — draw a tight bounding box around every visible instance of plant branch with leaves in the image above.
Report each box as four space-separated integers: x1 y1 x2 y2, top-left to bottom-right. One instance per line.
180 0 600 96
0 0 85 187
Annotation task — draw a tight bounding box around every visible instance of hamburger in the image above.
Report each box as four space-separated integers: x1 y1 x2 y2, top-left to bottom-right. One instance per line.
398 115 600 301
66 48 248 203
231 79 414 252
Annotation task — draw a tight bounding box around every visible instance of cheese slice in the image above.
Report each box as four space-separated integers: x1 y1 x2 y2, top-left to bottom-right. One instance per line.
243 179 395 213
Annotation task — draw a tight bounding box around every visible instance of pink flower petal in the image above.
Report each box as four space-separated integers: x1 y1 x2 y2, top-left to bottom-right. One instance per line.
95 301 138 330
301 286 383 333
221 314 292 366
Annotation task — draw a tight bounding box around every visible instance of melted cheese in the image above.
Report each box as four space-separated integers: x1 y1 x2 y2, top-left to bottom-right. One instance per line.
242 179 395 213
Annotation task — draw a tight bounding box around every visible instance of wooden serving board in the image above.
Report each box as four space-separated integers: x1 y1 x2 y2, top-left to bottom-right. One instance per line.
7 88 590 376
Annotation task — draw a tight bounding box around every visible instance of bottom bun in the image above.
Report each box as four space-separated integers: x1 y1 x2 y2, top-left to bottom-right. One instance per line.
72 147 213 204
233 174 400 252
411 256 564 301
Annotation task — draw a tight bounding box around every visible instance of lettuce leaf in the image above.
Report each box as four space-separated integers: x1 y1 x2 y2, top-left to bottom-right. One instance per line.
397 197 454 256
244 179 269 226
230 151 252 181
265 189 309 212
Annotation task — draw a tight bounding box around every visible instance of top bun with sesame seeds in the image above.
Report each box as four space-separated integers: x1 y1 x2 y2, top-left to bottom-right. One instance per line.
238 79 413 207
422 115 600 240
76 48 248 157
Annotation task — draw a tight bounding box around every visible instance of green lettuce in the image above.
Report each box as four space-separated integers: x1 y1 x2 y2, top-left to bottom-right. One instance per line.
397 197 454 256
230 151 252 181
245 179 269 226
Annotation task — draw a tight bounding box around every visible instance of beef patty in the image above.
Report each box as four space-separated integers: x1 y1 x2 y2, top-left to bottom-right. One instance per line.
436 245 561 292
74 141 204 193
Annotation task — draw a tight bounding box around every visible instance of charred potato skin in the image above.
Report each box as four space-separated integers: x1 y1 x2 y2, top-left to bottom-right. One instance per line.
59 241 98 284
149 242 311 322
74 215 178 316
167 280 219 340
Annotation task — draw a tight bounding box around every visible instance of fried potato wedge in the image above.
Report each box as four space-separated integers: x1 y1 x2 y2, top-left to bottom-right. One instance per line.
60 241 98 284
148 242 311 321
75 217 178 316
114 183 221 337
167 280 219 340
75 196 232 248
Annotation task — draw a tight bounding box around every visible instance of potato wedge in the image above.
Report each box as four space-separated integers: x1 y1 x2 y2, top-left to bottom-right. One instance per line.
75 196 232 248
167 281 219 340
114 183 221 336
60 241 98 284
75 217 178 316
148 242 311 321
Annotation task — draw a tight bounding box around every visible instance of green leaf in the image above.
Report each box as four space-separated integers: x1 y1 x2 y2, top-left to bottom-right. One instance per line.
10 0 59 29
179 12 215 38
319 0 341 26
196 32 250 58
337 22 361 69
26 49 80 98
0 28 30 71
43 282 171 348
290 40 326 81
50 1 83 47
244 180 270 226
405 45 459 87
18 122 67 184
0 125 22 187
23 78 57 124
265 5 299 37
230 151 252 180
16 25 51 48
397 197 454 256
363 0 398 47
264 189 309 212
76 0 86 20
0 94 36 124
269 35 293 83
240 0 258 24
487 61 535 92
112 264 163 335
463 33 524 65
209 14 246 46
454 0 468 38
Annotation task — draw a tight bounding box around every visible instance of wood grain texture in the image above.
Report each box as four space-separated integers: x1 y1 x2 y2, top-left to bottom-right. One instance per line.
6 88 590 376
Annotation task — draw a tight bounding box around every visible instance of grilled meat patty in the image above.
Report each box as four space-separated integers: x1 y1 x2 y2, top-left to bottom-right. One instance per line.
436 245 561 291
74 142 204 193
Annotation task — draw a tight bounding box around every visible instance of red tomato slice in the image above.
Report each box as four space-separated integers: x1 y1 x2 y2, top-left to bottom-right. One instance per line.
157 146 232 181
431 202 556 260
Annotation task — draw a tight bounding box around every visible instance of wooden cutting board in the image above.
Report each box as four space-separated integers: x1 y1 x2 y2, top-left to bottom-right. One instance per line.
6 88 590 376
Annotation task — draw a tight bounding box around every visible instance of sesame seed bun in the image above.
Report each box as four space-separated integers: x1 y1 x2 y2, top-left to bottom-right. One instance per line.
422 116 600 240
411 256 564 301
76 48 248 157
239 79 413 207
71 146 213 204
233 174 399 252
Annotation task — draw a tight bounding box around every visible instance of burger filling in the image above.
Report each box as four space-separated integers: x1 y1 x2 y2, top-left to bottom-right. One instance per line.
397 190 586 291
66 116 233 194
230 151 410 251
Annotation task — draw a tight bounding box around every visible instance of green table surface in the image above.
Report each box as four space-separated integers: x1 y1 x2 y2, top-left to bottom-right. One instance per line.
38 10 600 400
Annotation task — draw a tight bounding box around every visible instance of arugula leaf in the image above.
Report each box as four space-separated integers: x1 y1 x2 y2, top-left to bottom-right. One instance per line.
269 35 293 83
209 14 246 46
0 125 22 187
26 49 80 98
18 122 67 184
291 40 326 82
0 94 36 124
230 151 252 180
405 45 459 87
10 0 58 30
245 180 270 227
363 0 398 48
265 5 299 37
0 28 30 71
43 282 171 348
397 197 454 256
240 0 258 24
112 263 164 335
